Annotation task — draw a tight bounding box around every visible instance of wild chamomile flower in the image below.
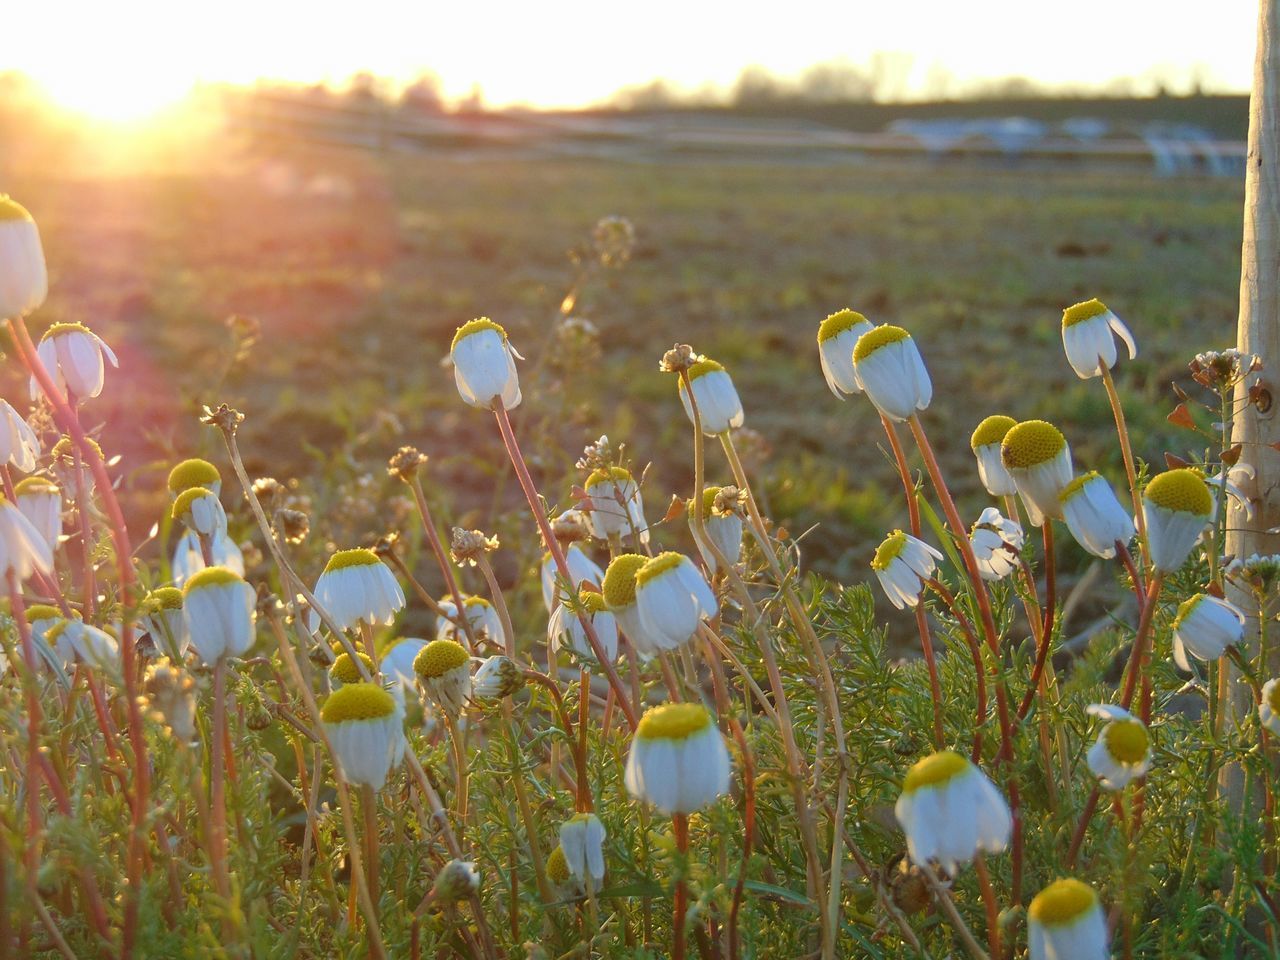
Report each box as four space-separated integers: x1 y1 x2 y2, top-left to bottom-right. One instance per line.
541 543 604 612
0 196 48 320
894 750 1012 873
969 415 1018 497
1172 594 1245 670
380 637 428 691
314 548 405 632
413 638 472 716
1060 471 1135 559
1085 704 1150 790
182 566 255 665
434 860 480 901
172 529 244 586
851 325 932 422
0 496 53 581
559 812 606 885
817 308 874 397
1028 878 1109 960
546 845 572 889
48 618 118 673
167 458 222 498
584 466 649 544
871 531 942 610
436 595 505 650
25 603 63 658
970 507 1023 581
689 485 744 575
602 553 660 653
329 651 375 688
678 358 744 435
30 322 119 403
1260 680 1280 735
450 317 522 410
0 400 40 473
634 552 718 653
13 477 61 554
472 655 523 699
1143 468 1213 573
321 682 401 790
1061 298 1136 379
142 587 189 658
625 702 732 815
1001 419 1074 526
172 486 227 539
548 589 619 665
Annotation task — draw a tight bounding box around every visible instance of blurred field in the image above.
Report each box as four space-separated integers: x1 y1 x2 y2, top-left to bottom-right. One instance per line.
2 144 1245 589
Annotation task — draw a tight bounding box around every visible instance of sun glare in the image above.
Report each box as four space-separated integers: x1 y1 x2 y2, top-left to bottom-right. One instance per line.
36 71 193 123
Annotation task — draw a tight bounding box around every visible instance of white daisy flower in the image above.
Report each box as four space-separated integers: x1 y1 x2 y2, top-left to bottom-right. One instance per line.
970 507 1024 581
851 325 932 422
1028 878 1109 960
171 529 244 586
634 552 718 653
48 618 118 673
969 415 1018 497
678 358 744 435
602 553 662 656
559 813 607 886
1061 298 1136 379
24 603 64 668
30 322 119 403
871 531 942 610
584 466 649 544
413 638 472 717
141 587 189 659
181 566 256 666
1060 471 1135 559
0 196 48 320
313 548 405 632
817 308 874 397
894 750 1012 873
689 486 744 575
1142 469 1213 573
450 317 522 410
1172 593 1245 670
171 486 227 539
13 477 62 555
1001 420 1074 526
321 682 401 790
0 401 40 473
380 637 428 692
436 595 505 650
624 702 732 815
1085 704 1150 790
1260 679 1280 736
472 655 523 699
541 543 604 612
0 496 53 581
167 458 222 498
548 589 619 666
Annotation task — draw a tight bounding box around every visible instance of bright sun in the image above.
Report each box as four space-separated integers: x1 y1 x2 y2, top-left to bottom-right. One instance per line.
36 70 194 123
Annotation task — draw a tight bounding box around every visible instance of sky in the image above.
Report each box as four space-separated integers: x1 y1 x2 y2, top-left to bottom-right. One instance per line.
6 0 1261 118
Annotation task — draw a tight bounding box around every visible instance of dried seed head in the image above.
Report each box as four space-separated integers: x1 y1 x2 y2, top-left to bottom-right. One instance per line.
275 509 310 544
593 215 635 268
712 485 747 518
450 527 499 566
388 446 428 481
200 404 244 433
549 509 591 543
659 343 702 374
144 659 197 741
252 477 286 509
576 435 616 473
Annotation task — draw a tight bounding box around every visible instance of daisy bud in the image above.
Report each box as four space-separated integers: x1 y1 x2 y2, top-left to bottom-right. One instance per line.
852 325 932 422
548 589 619 665
689 486 744 574
450 318 521 410
0 496 53 581
1085 704 1150 790
1171 594 1245 670
559 812 606 884
634 552 718 652
436 596 505 650
1061 298 1136 379
321 682 401 790
0 401 40 473
329 651 375 688
413 638 472 716
970 507 1023 581
181 566 255 665
625 702 731 815
969 415 1018 497
1142 468 1213 573
549 508 592 544
0 197 47 319
1260 679 1280 736
1028 878 1109 960
678 358 744 435
871 531 942 609
1001 420 1074 526
172 486 227 539
172 530 245 586
167 458 222 498
314 548 406 632
1060 471 1135 559
472 655 523 699
894 750 1011 873
1228 552 1280 597
142 587 189 658
584 466 649 544
14 477 62 554
144 659 197 741
30 322 119 403
541 543 604 613
433 859 480 902
817 308 874 398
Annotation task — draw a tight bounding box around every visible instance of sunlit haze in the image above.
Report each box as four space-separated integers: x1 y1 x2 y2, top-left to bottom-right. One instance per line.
9 0 1260 119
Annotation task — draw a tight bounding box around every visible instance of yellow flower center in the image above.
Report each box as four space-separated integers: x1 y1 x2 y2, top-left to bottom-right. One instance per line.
324 548 382 573
696 486 722 517
602 554 647 608
579 590 607 614
183 566 243 593
168 458 221 494
1172 594 1207 629
817 308 870 344
1029 878 1098 925
853 324 910 362
14 477 58 496
1059 471 1100 503
1001 420 1067 469
463 597 491 609
41 321 94 342
51 436 103 464
451 317 506 351
685 358 725 383
172 486 215 520
635 551 685 587
546 845 571 884
585 465 634 489
1062 298 1109 328
1104 719 1149 764
330 652 375 684
321 682 396 723
1144 469 1212 516
871 531 908 572
414 639 469 678
147 587 184 612
24 603 61 622
970 415 1017 451
902 750 968 793
636 702 712 740
0 196 34 222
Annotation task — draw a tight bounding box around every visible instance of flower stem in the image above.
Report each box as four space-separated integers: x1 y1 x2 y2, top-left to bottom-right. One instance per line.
210 658 232 908
672 813 689 960
407 474 477 650
1099 362 1148 570
1120 574 1165 710
1066 787 1101 867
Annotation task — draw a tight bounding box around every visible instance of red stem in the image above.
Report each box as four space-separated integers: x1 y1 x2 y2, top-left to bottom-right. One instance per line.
929 580 987 761
1066 787 1101 867
1119 575 1164 710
